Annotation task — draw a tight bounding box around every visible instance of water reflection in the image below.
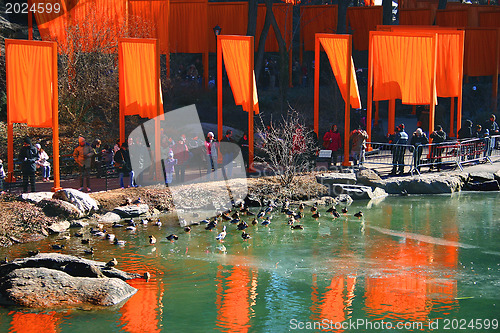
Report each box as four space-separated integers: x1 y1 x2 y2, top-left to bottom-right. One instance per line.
9 311 61 333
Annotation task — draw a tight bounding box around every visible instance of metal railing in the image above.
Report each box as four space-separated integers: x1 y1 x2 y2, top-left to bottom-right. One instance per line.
365 135 500 176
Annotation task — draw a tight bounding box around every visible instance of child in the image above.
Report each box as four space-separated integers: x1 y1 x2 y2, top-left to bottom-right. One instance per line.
0 159 5 194
164 151 177 185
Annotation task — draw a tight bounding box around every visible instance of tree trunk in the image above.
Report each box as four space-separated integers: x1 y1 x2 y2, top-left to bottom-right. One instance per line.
382 0 393 25
247 0 258 36
337 0 348 34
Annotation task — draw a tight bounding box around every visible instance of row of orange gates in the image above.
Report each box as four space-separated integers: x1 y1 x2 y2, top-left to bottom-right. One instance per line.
363 135 500 176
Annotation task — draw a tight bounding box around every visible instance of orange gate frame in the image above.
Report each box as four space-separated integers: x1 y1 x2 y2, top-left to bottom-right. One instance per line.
217 35 255 170
366 31 438 143
6 39 61 192
314 34 360 167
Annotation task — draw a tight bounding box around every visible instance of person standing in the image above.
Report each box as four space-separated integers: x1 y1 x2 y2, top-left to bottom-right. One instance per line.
220 130 237 178
410 128 429 172
458 119 473 140
173 136 189 183
323 125 342 166
429 125 446 171
204 132 218 180
73 136 93 192
388 124 409 175
91 139 103 178
35 143 51 181
349 127 369 167
163 151 177 185
114 142 135 189
484 114 499 153
18 137 38 193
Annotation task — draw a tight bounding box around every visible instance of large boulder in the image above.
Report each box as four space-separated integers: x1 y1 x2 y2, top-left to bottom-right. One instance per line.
112 204 149 218
38 198 84 219
468 171 495 183
99 212 122 223
47 220 71 234
381 174 464 194
329 184 387 200
0 267 136 308
20 192 53 204
52 189 99 217
356 169 383 187
316 172 357 186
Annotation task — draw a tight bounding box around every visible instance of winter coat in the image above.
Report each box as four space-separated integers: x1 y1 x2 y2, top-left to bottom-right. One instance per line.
114 148 132 173
19 144 38 175
73 143 94 168
323 130 342 151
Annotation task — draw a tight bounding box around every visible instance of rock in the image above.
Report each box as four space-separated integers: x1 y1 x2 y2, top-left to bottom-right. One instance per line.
112 204 149 218
70 220 89 228
0 267 136 308
19 192 53 204
316 172 357 186
465 180 500 191
334 194 353 205
0 253 141 280
356 169 383 187
301 197 335 207
52 189 99 217
47 221 71 234
63 262 105 278
382 174 464 194
329 185 385 201
468 171 495 183
38 199 84 219
99 212 122 223
494 170 500 183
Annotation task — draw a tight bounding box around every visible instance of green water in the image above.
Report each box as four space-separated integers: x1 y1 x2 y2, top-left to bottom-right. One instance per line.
0 193 499 333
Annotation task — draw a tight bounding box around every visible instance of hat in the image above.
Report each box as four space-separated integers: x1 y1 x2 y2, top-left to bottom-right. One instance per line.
399 123 405 130
35 143 41 149
23 137 32 145
415 128 423 136
207 132 214 138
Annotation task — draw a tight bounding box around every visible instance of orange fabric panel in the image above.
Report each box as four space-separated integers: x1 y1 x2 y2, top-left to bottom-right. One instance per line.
464 28 499 77
435 10 468 27
221 38 259 113
347 6 383 51
169 0 208 53
34 0 71 45
120 39 160 119
480 11 500 28
129 0 170 54
371 32 437 105
10 312 60 333
208 2 248 53
399 9 433 25
120 278 161 333
318 35 361 109
256 3 293 52
300 5 338 52
7 40 55 127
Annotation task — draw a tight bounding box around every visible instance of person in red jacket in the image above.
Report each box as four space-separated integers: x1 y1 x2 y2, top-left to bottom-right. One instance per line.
323 124 342 166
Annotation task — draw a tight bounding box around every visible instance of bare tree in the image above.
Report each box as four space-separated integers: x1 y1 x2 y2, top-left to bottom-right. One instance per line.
256 106 318 187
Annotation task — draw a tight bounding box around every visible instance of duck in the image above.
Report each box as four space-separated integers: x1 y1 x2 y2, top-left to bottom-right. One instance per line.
120 197 132 206
284 209 295 216
332 210 341 219
127 220 137 227
281 199 290 212
81 239 90 244
154 219 162 227
74 232 84 238
106 258 118 267
216 226 227 241
114 239 126 246
112 222 124 228
205 222 217 231
58 235 71 241
143 272 151 281
132 197 142 204
245 210 255 216
237 221 249 230
149 235 157 244
294 212 304 219
105 233 116 241
354 211 363 218
312 212 320 219
298 203 305 212
184 226 191 233
51 244 64 250
125 225 137 232
326 206 335 213
140 219 149 225
261 217 271 226
341 207 348 214
257 210 265 218
84 247 94 255
166 234 179 242
27 250 39 257
231 211 240 219
229 218 240 224
251 218 258 225
221 214 232 221
287 217 295 225
310 204 318 213
291 224 304 230
264 204 273 214
126 218 135 225
200 219 210 224
241 231 251 240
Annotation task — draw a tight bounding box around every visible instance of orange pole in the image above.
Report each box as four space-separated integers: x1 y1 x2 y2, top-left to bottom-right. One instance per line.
217 36 223 143
367 34 374 142
456 31 465 134
155 39 162 182
450 97 455 138
6 42 14 179
388 99 395 135
119 41 125 145
51 42 61 192
314 36 320 136
429 35 438 142
248 37 255 171
28 0 33 40
343 36 352 167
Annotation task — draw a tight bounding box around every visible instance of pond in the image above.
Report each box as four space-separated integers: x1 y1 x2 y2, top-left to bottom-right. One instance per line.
0 192 499 332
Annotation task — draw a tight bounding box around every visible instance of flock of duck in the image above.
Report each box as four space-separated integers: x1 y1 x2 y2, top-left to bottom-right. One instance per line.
43 199 364 259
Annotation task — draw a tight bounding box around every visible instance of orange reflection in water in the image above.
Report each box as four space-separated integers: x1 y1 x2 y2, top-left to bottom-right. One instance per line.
216 264 257 333
9 311 60 333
